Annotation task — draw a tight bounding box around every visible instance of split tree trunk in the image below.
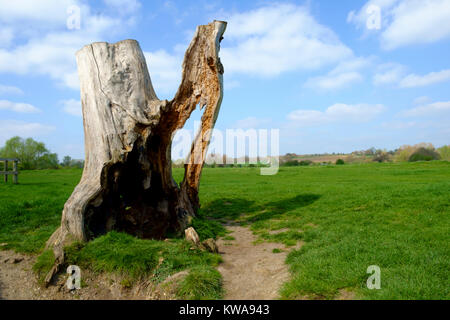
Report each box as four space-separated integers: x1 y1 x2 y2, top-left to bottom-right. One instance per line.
45 21 227 281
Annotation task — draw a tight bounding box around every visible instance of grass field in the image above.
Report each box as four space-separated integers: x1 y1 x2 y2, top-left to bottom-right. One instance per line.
1 162 449 299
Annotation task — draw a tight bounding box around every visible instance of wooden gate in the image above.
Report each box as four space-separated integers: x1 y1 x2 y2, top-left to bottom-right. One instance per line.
0 158 19 184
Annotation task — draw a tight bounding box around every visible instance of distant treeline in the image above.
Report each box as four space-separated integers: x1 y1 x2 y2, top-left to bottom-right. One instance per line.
1 137 448 170
0 136 84 170
279 143 449 166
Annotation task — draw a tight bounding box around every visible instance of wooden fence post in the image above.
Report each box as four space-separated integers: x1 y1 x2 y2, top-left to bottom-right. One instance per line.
1 158 19 184
4 160 7 183
13 160 18 184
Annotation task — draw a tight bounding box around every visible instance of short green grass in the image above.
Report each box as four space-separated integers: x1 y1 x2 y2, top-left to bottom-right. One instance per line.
176 266 223 300
222 235 235 241
32 249 55 285
64 231 223 297
194 162 450 300
0 169 80 253
1 162 449 299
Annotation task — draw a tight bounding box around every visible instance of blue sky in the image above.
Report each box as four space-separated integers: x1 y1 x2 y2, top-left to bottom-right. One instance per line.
0 0 449 159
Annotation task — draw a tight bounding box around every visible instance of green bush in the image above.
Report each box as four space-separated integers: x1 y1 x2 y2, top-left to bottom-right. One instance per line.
299 160 313 166
408 147 441 162
437 145 450 161
373 150 391 163
0 136 59 170
335 159 345 165
283 160 299 167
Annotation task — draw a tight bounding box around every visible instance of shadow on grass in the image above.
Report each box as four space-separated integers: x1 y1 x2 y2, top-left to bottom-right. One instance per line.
249 194 321 222
200 194 321 223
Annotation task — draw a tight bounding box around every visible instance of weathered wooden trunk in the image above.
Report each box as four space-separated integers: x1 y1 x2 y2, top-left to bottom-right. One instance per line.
45 21 226 280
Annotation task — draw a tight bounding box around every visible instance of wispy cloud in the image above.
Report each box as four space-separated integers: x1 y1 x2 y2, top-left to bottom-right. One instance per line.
401 101 450 117
0 99 40 113
144 50 181 97
288 103 386 127
0 0 141 90
373 62 407 86
220 3 352 77
61 99 81 116
399 69 450 88
348 0 450 50
0 84 23 95
305 57 373 90
373 64 450 88
0 120 55 144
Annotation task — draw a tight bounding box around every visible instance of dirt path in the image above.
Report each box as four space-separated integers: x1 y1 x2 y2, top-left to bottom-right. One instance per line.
0 250 40 299
217 225 299 300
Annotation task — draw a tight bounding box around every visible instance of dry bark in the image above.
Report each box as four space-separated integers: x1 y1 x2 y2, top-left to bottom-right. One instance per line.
45 20 227 284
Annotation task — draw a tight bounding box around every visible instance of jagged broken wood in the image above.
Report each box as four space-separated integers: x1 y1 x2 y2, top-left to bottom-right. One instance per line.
45 21 227 285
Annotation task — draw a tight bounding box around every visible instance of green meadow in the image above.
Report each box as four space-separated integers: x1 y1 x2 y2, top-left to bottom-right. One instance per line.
1 162 449 299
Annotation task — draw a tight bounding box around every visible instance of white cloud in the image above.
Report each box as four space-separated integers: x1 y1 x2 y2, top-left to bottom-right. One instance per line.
305 72 363 90
61 99 81 116
373 64 450 88
220 4 353 77
373 62 407 85
0 99 40 113
347 0 399 28
348 0 450 50
0 120 55 144
144 50 181 96
0 1 140 90
402 101 450 117
288 103 386 127
399 69 450 88
0 14 127 90
382 0 450 50
0 84 23 95
304 57 372 90
0 0 78 25
329 58 373 74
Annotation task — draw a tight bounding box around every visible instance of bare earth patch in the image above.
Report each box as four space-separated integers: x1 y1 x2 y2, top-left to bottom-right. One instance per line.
336 288 356 300
0 250 176 300
0 250 39 299
268 228 291 235
217 225 301 300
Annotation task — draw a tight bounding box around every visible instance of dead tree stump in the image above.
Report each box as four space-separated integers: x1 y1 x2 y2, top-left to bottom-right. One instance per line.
45 21 227 282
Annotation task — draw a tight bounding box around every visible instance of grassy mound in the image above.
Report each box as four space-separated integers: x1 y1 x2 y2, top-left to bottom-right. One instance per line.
63 231 223 299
